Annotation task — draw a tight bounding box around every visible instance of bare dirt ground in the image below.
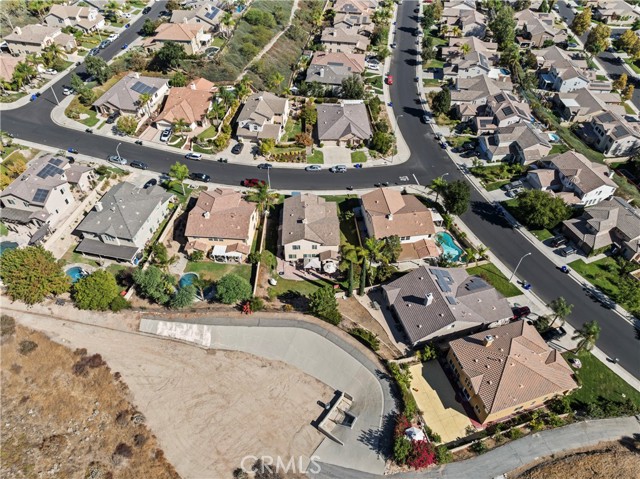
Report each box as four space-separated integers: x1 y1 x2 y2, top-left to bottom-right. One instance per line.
7 311 332 479
510 440 640 479
1 322 180 479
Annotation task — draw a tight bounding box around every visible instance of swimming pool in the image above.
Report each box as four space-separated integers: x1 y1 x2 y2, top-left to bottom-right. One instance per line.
179 272 198 288
436 232 464 262
0 241 18 256
66 266 88 283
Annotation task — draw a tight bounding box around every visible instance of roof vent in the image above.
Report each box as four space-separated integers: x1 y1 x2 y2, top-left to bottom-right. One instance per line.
417 324 421 328
419 277 423 280
485 364 490 369
95 202 103 212
203 211 210 219
386 213 393 220
424 292 433 306
488 380 492 385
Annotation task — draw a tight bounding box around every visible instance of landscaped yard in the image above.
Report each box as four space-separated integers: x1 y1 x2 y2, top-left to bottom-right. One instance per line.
446 135 475 148
307 150 324 164
625 58 640 74
268 277 338 297
623 102 635 115
501 198 555 241
323 195 361 246
426 59 444 69
62 244 100 267
185 261 252 283
351 151 367 163
563 350 640 410
198 125 218 140
549 144 570 155
422 78 441 87
0 222 9 236
530 228 554 242
485 179 510 191
169 135 187 149
283 118 302 141
466 262 522 297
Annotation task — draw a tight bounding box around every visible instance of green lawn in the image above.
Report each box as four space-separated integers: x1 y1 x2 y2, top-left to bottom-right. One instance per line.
466 263 522 297
197 125 218 140
623 102 635 115
625 58 640 74
531 228 554 242
0 222 8 236
307 150 324 164
62 245 100 267
563 351 640 410
169 135 187 149
323 195 361 246
549 144 569 155
211 37 225 48
612 173 640 205
425 34 446 47
485 179 510 191
185 261 252 283
105 263 128 277
351 151 367 163
283 118 302 141
79 109 100 127
164 183 194 204
269 277 338 297
426 59 444 69
422 78 441 87
446 135 474 148
364 74 383 89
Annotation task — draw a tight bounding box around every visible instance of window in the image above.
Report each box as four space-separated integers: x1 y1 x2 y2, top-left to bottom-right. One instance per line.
292 245 300 250
400 236 410 241
288 254 296 259
6 199 15 205
312 245 318 250
65 198 70 205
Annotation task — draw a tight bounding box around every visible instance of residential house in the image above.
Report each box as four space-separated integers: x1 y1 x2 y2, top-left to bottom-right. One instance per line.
0 54 23 82
0 155 94 241
515 9 566 48
360 188 439 261
562 196 640 260
333 13 374 35
585 111 640 157
552 89 625 122
184 188 257 262
279 193 340 271
473 91 532 134
591 0 639 25
93 72 170 124
443 51 508 81
236 92 289 142
443 9 487 37
537 46 611 93
316 100 372 146
447 321 577 424
442 0 477 11
155 81 213 131
333 0 377 16
44 5 105 33
320 27 370 54
526 151 617 206
170 4 223 30
81 0 126 11
441 37 498 63
4 25 77 56
451 76 513 121
382 265 513 345
478 122 551 164
74 182 173 262
145 22 211 55
306 52 366 90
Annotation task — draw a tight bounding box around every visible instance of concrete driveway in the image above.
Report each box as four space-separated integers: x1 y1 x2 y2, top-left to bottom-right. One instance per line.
409 361 472 443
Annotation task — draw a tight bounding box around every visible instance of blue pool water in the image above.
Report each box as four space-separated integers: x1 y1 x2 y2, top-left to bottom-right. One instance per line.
179 273 198 288
548 133 560 142
0 241 18 256
66 266 88 283
436 232 464 262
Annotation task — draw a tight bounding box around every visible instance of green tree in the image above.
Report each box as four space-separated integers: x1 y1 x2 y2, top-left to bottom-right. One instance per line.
169 161 189 195
382 235 402 263
216 273 252 304
616 29 640 54
516 190 571 229
132 266 175 305
549 297 573 327
207 100 227 123
488 5 516 49
585 24 611 55
432 87 451 116
85 55 111 84
267 71 285 91
613 73 628 92
621 84 635 102
151 41 187 71
245 182 279 215
116 115 138 136
341 244 359 297
618 277 640 310
42 43 66 67
73 270 119 311
341 74 365 99
70 73 84 92
309 286 342 325
141 18 158 36
571 7 592 36
572 320 601 353
259 138 275 157
358 246 368 295
539 0 550 13
218 87 235 107
151 243 177 270
0 246 70 305
169 71 188 87
442 180 471 215
430 176 449 203
370 130 393 154
393 436 412 465
301 102 317 131
170 284 196 308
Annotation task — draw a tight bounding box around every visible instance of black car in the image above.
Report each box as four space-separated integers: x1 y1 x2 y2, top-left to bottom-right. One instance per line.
541 327 567 342
257 163 273 169
142 6 151 14
231 143 244 155
190 172 211 182
106 111 120 124
143 178 157 189
511 306 531 320
130 161 148 170
549 236 567 248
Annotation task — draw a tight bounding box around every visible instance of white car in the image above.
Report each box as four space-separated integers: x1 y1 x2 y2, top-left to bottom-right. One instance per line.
62 87 74 95
44 69 58 75
185 152 202 160
329 165 347 173
305 165 322 171
107 33 119 42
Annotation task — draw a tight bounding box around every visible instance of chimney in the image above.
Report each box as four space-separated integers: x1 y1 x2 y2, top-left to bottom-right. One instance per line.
203 211 210 219
14 26 21 35
319 67 325 78
483 335 494 347
95 202 103 212
424 292 433 306
189 82 196 90
133 72 140 79
386 213 393 220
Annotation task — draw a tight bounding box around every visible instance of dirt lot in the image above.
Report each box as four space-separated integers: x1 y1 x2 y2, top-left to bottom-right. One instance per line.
8 310 332 478
510 440 640 479
1 322 179 479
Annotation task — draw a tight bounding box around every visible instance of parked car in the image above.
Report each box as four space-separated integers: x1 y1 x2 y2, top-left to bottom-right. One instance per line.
160 128 172 142
559 246 576 257
99 40 111 49
231 143 244 154
130 160 148 169
386 75 394 85
107 155 127 165
422 114 432 124
242 178 266 187
44 68 57 75
329 165 347 173
62 87 74 96
107 33 119 42
541 326 567 342
185 152 202 160
143 178 157 189
511 306 531 320
142 6 151 14
549 236 568 248
190 172 210 182
257 163 273 169
88 47 100 56
305 165 322 171
106 111 120 124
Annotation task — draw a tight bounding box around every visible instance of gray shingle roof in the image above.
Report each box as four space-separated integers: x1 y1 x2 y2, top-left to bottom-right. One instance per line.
281 194 340 247
93 73 168 113
316 102 372 141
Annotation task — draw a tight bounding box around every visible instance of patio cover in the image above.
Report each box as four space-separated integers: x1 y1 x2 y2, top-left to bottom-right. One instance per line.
303 256 322 269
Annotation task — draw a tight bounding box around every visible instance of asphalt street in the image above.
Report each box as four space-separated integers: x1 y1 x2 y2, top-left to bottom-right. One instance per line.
1 1 639 375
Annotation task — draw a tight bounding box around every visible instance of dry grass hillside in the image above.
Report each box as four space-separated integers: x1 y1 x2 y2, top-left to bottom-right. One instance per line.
0 316 180 479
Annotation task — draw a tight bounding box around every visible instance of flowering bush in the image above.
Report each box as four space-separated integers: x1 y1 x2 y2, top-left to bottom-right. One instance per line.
407 440 436 469
394 414 411 438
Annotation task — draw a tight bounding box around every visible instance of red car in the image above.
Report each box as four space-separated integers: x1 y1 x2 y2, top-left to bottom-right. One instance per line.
386 75 394 85
242 178 266 187
511 306 531 320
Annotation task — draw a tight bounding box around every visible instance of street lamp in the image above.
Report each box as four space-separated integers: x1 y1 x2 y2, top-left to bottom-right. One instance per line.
509 252 532 282
116 142 122 159
391 114 404 164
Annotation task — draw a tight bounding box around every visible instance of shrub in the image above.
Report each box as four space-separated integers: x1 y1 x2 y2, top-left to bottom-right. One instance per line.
407 440 436 469
190 250 204 261
249 297 265 312
282 303 294 312
417 344 438 361
545 412 564 428
216 273 252 304
509 427 523 440
73 270 120 311
435 445 453 464
470 440 487 455
548 395 572 414
1 315 16 338
308 286 342 325
393 436 412 464
109 295 131 312
528 411 545 432
113 442 133 458
18 340 38 355
349 327 380 351
248 251 262 264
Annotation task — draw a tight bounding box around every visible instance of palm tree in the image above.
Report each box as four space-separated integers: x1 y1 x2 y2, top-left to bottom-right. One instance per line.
207 100 227 123
221 12 235 38
138 92 152 117
572 320 601 353
14 62 37 90
236 77 252 99
364 237 385 266
268 72 285 91
430 176 449 203
460 42 471 57
440 24 450 37
341 244 359 297
218 87 235 107
245 182 279 216
42 43 66 67
463 248 476 266
476 245 489 265
173 118 190 138
451 26 462 37
357 246 368 296
549 297 573 327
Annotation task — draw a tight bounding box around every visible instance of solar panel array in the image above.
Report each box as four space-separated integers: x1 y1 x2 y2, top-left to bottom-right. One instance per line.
430 268 453 293
465 277 486 291
36 164 65 179
502 106 514 116
205 6 220 19
131 81 158 96
32 188 49 203
446 296 458 305
50 157 64 166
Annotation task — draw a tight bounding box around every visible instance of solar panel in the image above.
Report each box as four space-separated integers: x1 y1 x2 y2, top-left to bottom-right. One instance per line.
204 7 220 19
465 277 486 291
131 81 158 96
430 268 453 293
33 188 49 203
36 164 65 179
502 106 514 116
49 157 63 166
495 93 505 103
446 296 457 305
